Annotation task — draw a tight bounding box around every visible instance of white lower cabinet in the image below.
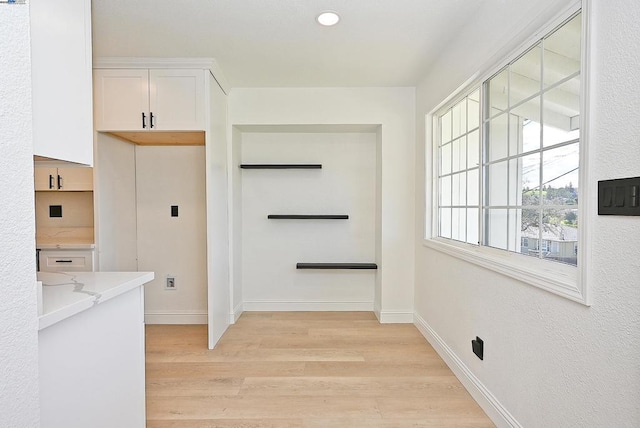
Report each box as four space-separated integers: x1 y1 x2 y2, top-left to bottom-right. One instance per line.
39 286 146 428
39 249 94 272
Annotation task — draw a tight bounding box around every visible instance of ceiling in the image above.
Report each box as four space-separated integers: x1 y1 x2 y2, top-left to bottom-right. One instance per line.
91 0 485 88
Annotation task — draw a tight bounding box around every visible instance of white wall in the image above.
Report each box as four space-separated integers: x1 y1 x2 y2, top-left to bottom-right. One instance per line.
95 136 212 324
95 133 138 271
35 191 94 230
136 146 208 324
414 0 640 426
240 131 377 310
0 4 40 427
229 88 416 322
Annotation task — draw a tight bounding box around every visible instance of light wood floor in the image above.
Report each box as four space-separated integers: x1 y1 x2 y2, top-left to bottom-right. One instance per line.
145 312 494 428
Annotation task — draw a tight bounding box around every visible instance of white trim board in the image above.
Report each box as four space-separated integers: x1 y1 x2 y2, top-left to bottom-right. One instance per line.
145 310 207 325
377 311 414 324
242 300 374 312
413 312 522 428
230 302 243 324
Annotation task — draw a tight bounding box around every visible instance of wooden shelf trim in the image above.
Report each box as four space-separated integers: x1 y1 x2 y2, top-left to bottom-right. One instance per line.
296 263 378 270
268 215 349 220
106 131 205 146
240 164 322 169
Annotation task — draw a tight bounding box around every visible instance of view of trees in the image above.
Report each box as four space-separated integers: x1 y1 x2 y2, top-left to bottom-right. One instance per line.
521 183 578 229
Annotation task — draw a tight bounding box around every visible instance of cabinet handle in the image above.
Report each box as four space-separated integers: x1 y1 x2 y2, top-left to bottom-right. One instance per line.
150 112 155 129
57 175 62 189
54 260 73 263
142 112 147 129
49 174 54 190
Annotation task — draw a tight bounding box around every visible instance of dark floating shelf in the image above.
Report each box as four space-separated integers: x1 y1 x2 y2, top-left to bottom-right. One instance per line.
268 215 349 220
296 263 378 270
240 164 322 169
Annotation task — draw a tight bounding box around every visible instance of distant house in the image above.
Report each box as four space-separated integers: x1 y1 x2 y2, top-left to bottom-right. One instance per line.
520 224 578 265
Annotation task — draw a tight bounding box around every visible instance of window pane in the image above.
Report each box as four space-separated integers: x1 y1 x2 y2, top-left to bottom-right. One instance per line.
452 139 460 173
488 113 509 161
452 136 468 173
468 97 480 131
459 172 467 206
511 96 541 154
542 79 580 147
487 209 508 250
520 153 541 206
487 161 508 206
441 175 452 206
441 111 452 144
440 208 452 239
508 209 519 252
468 130 480 168
520 208 540 258
508 158 519 206
452 208 460 240
452 208 466 242
488 68 508 115
541 209 578 265
460 100 467 136
542 143 579 205
441 143 452 175
452 173 465 206
467 168 479 206
452 138 466 173
544 13 581 88
511 43 542 106
467 208 479 245
452 101 465 139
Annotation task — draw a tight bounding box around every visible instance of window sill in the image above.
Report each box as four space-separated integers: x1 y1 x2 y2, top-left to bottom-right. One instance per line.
422 238 588 305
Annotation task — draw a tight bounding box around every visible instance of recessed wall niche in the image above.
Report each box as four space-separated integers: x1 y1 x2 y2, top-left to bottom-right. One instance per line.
233 124 381 311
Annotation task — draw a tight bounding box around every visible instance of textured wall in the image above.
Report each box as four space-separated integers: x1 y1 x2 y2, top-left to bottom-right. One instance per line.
414 0 640 426
0 4 40 427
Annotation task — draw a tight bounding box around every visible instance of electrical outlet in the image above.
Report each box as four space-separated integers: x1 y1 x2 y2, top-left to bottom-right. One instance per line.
165 276 176 290
472 336 484 360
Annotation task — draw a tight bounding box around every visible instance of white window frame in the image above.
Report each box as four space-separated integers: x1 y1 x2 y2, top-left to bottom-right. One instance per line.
424 0 591 305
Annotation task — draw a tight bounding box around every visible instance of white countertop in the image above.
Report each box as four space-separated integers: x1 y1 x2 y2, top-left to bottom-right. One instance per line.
37 271 154 330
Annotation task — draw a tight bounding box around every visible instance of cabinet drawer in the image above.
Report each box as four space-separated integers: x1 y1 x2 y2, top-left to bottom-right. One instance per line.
39 250 94 272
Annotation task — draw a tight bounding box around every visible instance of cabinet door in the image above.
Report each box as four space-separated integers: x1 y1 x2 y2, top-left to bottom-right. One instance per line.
31 0 93 165
58 167 93 191
149 69 205 131
94 69 149 131
34 168 59 191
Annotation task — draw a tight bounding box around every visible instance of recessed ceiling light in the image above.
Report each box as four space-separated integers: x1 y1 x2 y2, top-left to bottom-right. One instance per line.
316 11 340 27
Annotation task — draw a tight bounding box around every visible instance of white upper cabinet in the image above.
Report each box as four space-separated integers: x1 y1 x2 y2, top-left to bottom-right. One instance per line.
30 0 94 166
94 69 205 132
93 69 149 132
34 166 93 191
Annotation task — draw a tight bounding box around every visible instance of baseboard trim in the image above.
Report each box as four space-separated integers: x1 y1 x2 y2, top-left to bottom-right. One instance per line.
230 302 243 324
242 300 374 312
413 312 522 428
145 311 207 325
378 311 414 323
